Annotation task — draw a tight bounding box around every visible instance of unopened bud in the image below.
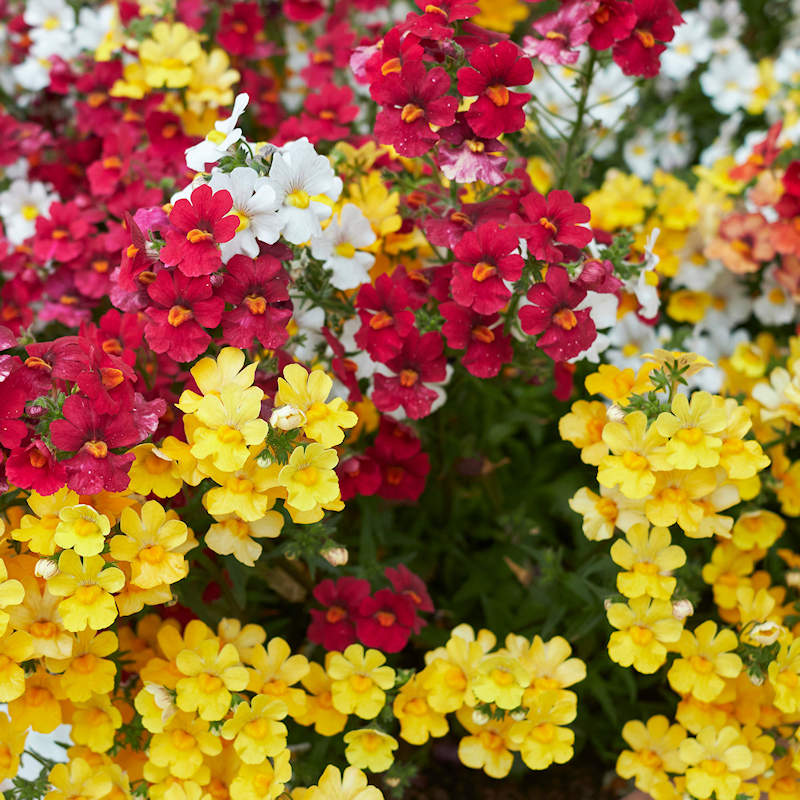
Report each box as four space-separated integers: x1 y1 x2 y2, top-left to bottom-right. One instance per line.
269 405 306 431
786 570 800 588
472 709 490 725
748 621 782 646
35 558 58 580
672 599 694 621
510 708 527 721
144 682 177 723
606 404 626 423
322 547 349 567
603 598 613 611
749 672 765 686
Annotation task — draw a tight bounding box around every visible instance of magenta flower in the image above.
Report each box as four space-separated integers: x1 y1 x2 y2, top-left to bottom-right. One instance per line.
518 190 593 263
523 0 598 65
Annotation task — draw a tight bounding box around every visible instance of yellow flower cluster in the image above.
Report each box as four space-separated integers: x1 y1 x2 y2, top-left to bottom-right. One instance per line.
407 623 586 778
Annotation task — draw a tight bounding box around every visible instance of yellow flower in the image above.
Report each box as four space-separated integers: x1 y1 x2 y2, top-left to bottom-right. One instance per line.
229 749 292 800
110 501 190 589
53 504 110 557
175 638 249 721
45 757 111 800
190 385 270 473
392 675 448 745
70 694 122 754
585 364 653 403
177 347 259 414
0 559 23 637
768 637 800 713
304 765 384 800
11 487 79 555
275 364 358 448
471 653 531 710
46 551 125 632
278 444 340 512
327 644 395 719
508 692 576 770
0 711 26 781
606 597 683 673
7 668 64 732
611 524 686 600
568 486 620 541
127 443 184 498
617 715 686 796
0 630 33 702
652 391 727 470
421 628 488 712
667 621 742 702
558 400 609 465
473 0 528 31
644 468 718 535
701 542 758 610
732 509 785 550
715 400 770 480
295 660 348 736
666 290 712 324
346 171 402 245
678 725 753 800
148 710 222 779
343 729 398 772
221 694 288 762
185 48 239 113
206 514 283 567
47 629 117 703
598 411 665 499
455 708 515 779
139 22 201 89
583 170 655 230
245 637 310 718
203 453 283 522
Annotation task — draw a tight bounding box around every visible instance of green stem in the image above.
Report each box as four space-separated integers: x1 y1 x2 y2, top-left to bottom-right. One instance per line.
557 50 597 195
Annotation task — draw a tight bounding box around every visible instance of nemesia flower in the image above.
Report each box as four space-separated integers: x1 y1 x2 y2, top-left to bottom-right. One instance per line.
517 190 592 263
185 92 250 171
310 204 376 290
356 589 416 653
308 576 372 651
523 0 598 65
440 302 514 379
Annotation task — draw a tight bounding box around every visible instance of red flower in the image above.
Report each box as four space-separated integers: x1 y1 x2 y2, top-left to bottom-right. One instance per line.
356 589 416 653
587 0 636 49
518 266 596 361
144 270 224 362
308 577 372 651
33 202 95 263
524 0 598 65
145 111 195 160
367 418 430 501
372 61 457 157
337 454 382 501
361 27 424 86
218 2 266 56
729 121 783 183
284 0 325 23
219 254 292 349
385 563 433 632
441 302 513 378
50 394 139 494
611 0 683 78
0 365 28 450
456 41 533 138
371 329 447 419
450 222 524 314
6 439 66 496
355 273 420 363
517 190 592 263
405 0 480 40
295 85 359 143
159 184 238 277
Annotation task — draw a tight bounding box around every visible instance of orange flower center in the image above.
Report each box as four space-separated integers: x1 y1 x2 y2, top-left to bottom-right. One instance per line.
472 325 495 343
553 308 577 330
400 369 419 387
400 103 424 124
84 440 108 459
621 450 648 471
369 310 393 330
348 674 373 693
376 611 396 627
472 261 496 282
244 294 267 315
140 544 166 565
676 427 704 445
539 216 557 234
486 85 509 107
167 305 193 327
186 228 214 243
635 29 655 48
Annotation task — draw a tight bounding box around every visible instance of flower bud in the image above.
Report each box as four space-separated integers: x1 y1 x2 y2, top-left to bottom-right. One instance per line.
603 598 613 611
35 558 58 580
749 672 765 686
322 547 349 567
472 709 490 725
672 599 694 621
144 682 177 723
510 708 527 721
606 404 626 423
748 621 782 646
270 405 306 431
786 570 800 588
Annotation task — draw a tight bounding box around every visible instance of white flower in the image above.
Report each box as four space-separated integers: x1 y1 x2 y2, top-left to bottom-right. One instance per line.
268 138 342 245
654 109 693 171
288 299 326 363
310 204 375 290
569 291 618 363
695 270 751 330
753 269 796 326
775 48 800 87
208 167 281 261
629 228 661 318
24 0 75 31
185 92 250 172
660 12 712 81
0 179 59 245
699 47 759 114
586 65 639 127
623 128 658 180
74 4 115 52
12 57 52 92
605 315 661 369
697 0 745 53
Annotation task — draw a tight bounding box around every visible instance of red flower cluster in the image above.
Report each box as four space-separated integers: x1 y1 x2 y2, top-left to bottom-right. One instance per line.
308 565 434 653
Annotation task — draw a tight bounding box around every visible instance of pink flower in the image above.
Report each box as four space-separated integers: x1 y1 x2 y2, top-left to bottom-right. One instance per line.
441 302 513 378
308 577 372 651
523 0 598 65
517 190 593 263
356 589 416 653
